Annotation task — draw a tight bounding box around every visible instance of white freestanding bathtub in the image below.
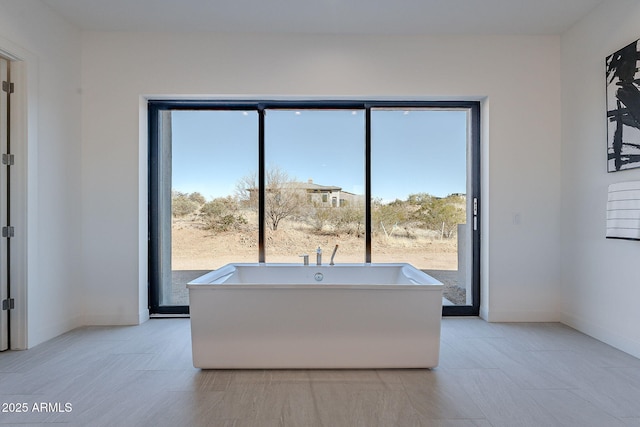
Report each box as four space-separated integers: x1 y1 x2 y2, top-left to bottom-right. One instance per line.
187 263 444 369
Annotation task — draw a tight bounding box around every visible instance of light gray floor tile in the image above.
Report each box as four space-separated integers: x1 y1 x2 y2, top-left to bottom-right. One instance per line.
2 318 640 426
526 388 626 426
456 368 560 427
569 367 640 417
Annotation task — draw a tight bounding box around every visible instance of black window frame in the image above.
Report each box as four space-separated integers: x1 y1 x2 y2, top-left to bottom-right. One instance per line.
148 100 481 316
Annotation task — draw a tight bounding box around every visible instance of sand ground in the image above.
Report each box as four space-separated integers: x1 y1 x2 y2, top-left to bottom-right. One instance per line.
169 215 467 305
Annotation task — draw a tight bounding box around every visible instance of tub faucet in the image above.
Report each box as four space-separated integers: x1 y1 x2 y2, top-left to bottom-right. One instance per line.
316 246 322 266
299 254 309 265
330 244 339 265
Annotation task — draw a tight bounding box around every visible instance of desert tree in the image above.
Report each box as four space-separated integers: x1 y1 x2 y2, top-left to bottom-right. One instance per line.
201 196 247 232
265 166 304 231
409 193 466 238
235 171 258 210
371 198 409 238
236 166 305 231
172 190 203 217
187 192 206 205
330 203 365 236
308 201 332 232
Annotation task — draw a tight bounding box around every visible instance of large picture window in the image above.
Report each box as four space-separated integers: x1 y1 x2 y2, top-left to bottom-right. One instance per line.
149 101 480 315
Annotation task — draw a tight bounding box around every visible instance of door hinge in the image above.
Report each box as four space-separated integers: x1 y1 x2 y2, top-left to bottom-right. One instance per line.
1 298 14 311
2 226 14 238
2 154 14 166
2 81 14 94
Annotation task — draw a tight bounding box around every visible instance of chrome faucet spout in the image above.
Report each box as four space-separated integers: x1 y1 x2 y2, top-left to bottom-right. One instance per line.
330 244 339 266
316 246 322 266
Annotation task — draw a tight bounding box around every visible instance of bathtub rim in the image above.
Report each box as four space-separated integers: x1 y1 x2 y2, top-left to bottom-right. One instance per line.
186 262 444 291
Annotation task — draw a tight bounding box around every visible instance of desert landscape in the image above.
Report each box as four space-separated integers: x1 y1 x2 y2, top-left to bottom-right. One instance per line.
170 209 467 305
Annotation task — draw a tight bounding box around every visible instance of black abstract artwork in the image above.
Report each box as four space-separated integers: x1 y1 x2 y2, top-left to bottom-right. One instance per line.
607 39 640 172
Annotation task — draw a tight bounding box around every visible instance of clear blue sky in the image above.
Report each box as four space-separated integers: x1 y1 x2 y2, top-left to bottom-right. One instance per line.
171 108 467 201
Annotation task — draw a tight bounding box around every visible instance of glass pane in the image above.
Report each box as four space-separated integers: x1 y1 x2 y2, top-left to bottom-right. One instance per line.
264 109 365 263
168 110 258 306
371 108 471 306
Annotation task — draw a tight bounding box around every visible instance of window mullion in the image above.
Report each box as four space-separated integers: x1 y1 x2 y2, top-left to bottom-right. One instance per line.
365 106 372 263
258 107 265 263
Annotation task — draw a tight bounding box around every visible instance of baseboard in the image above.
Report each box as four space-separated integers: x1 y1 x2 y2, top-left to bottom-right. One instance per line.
139 308 150 324
81 313 143 326
561 312 640 359
482 309 560 323
27 314 84 349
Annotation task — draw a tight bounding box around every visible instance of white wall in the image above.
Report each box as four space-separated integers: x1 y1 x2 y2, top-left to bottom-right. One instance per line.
0 0 83 347
81 32 562 324
561 0 640 358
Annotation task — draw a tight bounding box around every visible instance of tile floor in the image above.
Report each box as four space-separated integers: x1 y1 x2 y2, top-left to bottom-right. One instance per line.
1 318 640 426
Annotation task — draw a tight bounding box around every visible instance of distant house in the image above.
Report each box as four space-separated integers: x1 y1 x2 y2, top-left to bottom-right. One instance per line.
298 179 359 208
248 179 363 208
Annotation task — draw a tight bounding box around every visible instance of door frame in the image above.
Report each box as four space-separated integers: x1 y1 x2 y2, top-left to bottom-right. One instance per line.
0 55 9 351
0 39 33 350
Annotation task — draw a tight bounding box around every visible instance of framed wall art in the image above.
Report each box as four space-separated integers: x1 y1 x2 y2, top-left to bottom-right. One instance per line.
606 38 640 172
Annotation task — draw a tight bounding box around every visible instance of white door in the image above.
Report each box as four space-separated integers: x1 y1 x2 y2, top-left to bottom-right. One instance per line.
0 56 8 351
